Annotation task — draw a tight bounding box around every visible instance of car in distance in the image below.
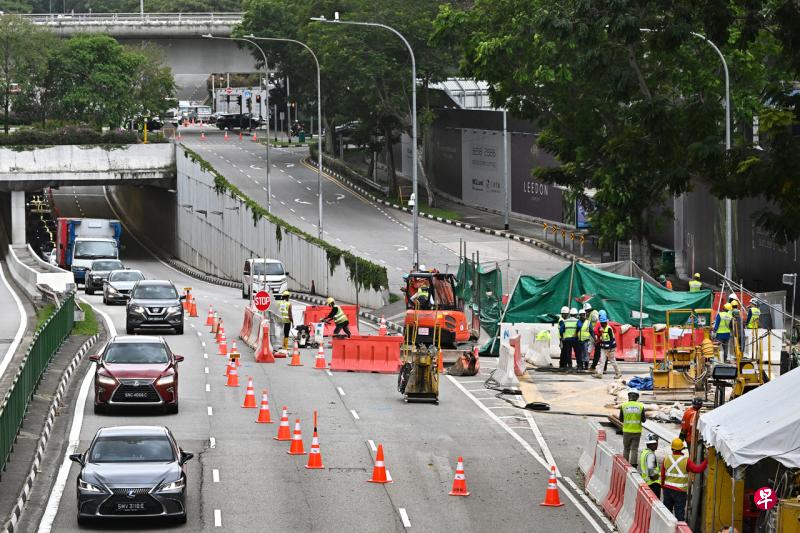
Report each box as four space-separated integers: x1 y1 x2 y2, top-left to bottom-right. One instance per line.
125 280 184 335
103 269 144 305
84 259 124 295
70 425 192 525
241 258 288 299
91 336 183 414
216 112 261 131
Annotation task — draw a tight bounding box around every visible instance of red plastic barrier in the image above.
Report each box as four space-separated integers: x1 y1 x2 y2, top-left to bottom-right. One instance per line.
329 335 403 373
630 484 658 533
713 290 751 313
510 335 525 376
585 428 607 483
303 305 360 336
239 307 254 341
602 455 633 521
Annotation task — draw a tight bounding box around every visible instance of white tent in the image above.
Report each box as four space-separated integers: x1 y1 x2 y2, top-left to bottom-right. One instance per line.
698 367 800 469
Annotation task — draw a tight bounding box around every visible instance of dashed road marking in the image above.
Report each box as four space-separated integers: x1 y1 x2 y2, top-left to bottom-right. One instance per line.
204 367 209 374
209 437 216 448
214 509 222 527
350 409 360 420
206 383 211 392
367 439 377 452
212 469 220 483
337 387 345 396
208 406 213 416
398 508 410 528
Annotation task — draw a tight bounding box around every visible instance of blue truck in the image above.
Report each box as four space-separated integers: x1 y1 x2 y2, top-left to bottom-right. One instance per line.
56 218 122 283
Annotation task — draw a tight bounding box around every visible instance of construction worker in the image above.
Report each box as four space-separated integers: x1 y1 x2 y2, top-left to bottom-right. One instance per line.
639 433 661 498
584 303 599 370
679 398 703 447
409 282 433 310
558 306 569 329
659 275 673 290
661 438 708 521
594 311 622 379
324 297 351 338
578 308 591 370
689 273 702 292
713 303 734 362
278 291 293 350
559 307 581 370
745 298 761 355
619 389 645 466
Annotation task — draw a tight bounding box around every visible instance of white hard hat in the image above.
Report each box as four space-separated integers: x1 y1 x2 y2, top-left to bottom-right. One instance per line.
569 307 578 316
645 433 658 445
560 306 570 314
419 264 427 272
728 293 739 302
584 303 592 311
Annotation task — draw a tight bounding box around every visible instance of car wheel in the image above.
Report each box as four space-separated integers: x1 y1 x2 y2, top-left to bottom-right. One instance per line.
175 323 184 335
93 404 105 415
85 286 94 295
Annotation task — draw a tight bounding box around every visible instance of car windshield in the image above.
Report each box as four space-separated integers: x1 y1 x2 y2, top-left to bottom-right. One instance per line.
105 342 169 364
90 435 174 463
132 284 177 299
74 241 117 259
253 262 284 276
109 271 143 282
91 260 122 271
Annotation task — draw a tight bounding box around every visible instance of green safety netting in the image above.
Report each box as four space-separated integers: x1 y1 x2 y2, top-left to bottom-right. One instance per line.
455 258 503 338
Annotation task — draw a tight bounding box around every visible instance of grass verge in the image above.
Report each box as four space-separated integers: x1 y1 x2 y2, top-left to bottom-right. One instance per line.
74 303 99 336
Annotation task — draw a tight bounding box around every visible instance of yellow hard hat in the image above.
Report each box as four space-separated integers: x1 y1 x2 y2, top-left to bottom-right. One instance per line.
282 290 290 297
723 303 732 311
326 297 334 304
671 438 685 451
693 273 701 280
731 300 739 307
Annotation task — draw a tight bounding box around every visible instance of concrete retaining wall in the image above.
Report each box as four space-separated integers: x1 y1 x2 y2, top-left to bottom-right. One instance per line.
175 147 387 308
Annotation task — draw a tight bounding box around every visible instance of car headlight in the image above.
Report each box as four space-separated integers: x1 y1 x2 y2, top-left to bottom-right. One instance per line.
107 285 119 294
78 479 104 493
156 373 175 386
130 305 145 314
97 374 116 386
166 305 181 314
155 477 185 493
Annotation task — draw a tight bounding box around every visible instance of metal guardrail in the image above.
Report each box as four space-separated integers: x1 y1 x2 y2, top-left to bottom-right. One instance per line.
0 292 75 478
20 12 243 24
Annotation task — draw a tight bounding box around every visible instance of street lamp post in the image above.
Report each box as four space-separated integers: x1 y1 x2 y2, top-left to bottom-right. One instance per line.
244 34 324 241
311 13 419 269
203 34 272 215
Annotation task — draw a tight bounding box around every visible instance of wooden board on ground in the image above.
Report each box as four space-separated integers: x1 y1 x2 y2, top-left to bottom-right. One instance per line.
518 369 615 416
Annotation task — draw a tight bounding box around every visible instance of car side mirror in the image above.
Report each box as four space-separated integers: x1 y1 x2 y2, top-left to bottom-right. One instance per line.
122 294 131 300
89 354 100 362
179 450 194 465
174 355 184 363
284 272 290 276
69 453 85 466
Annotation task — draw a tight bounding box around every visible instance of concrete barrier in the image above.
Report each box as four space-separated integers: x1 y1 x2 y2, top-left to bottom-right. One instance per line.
586 441 614 504
578 421 606 477
6 245 76 300
603 455 635 520
616 470 647 533
648 500 678 533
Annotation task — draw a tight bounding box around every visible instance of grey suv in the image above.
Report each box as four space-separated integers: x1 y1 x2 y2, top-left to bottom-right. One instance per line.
125 280 184 335
85 259 124 295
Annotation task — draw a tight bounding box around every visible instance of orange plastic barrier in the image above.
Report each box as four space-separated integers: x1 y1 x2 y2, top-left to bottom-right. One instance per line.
602 455 633 521
329 335 403 373
304 305 360 336
239 307 254 341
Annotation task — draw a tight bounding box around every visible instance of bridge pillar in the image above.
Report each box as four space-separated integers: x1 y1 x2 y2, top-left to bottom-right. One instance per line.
10 190 25 244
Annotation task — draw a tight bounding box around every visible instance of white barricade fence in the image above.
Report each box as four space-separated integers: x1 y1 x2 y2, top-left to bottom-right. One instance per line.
648 499 678 533
499 323 560 367
616 470 646 533
247 310 263 349
586 441 614 504
578 421 602 476
495 333 520 387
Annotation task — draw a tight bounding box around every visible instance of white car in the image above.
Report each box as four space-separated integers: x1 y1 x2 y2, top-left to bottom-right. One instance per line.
242 258 288 299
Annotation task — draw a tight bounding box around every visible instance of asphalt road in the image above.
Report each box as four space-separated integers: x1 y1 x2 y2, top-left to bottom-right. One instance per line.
0 260 25 379
22 186 608 532
179 127 568 290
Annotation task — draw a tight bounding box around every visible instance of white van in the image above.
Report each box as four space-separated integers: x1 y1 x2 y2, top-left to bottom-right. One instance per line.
242 258 288 299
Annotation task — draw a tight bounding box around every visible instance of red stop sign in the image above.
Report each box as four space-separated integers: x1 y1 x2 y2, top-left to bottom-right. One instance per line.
225 86 233 95
253 291 271 311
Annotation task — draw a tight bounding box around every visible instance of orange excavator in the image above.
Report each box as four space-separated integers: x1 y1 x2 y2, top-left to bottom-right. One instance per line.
401 271 471 348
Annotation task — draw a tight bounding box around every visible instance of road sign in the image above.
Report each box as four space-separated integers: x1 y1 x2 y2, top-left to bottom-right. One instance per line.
243 90 252 98
225 87 233 95
253 290 271 311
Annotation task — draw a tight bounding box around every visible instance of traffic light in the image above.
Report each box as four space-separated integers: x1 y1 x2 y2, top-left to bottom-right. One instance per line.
236 95 242 107
226 95 230 105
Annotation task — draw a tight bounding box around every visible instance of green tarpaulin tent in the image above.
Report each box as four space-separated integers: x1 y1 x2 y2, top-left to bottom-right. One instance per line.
455 258 503 338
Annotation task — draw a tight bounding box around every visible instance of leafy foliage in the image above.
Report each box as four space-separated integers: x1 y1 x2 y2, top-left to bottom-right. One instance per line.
0 126 153 146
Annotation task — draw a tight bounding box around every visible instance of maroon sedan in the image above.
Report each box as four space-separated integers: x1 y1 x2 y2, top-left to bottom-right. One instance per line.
91 336 184 414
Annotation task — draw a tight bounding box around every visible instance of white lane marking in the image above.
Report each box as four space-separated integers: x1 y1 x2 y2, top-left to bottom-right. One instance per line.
212 469 220 483
206 383 211 392
205 367 209 374
447 376 606 532
350 409 360 420
263 187 268 191
326 370 333 377
524 410 559 476
367 440 377 452
337 386 346 396
214 509 222 527
398 508 410 528
201 341 206 348
197 331 202 337
209 437 216 448
38 301 117 533
208 406 213 416
294 198 311 205
289 208 295 213
386 470 393 482
0 263 28 379
203 353 208 359
563 476 617 530
190 323 196 328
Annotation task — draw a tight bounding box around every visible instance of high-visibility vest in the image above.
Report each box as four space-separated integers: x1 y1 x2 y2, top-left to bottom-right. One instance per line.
717 311 732 335
689 280 702 292
333 305 348 324
621 401 644 433
536 330 551 341
747 307 761 329
579 319 591 341
278 300 291 324
639 449 658 485
562 318 578 339
600 325 616 348
663 454 689 491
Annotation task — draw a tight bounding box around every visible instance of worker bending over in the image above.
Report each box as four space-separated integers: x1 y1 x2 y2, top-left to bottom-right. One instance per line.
325 297 351 338
278 291 293 350
661 438 707 521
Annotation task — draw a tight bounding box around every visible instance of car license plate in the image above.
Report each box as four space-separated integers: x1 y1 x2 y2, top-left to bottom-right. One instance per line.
124 392 149 399
116 502 145 511
418 327 429 335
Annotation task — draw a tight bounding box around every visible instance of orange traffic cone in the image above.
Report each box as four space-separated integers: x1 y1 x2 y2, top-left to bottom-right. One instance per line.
379 315 387 336
256 390 272 423
217 333 228 356
252 132 258 142
539 466 564 507
241 376 257 408
473 345 481 373
305 412 324 469
449 456 470 496
239 131 243 141
200 131 206 141
224 131 229 141
189 297 198 317
288 341 303 366
206 306 214 326
216 321 224 343
255 322 275 363
437 348 445 374
368 444 391 483
273 407 291 440
229 341 241 367
175 132 182 141
225 362 239 387
287 419 306 455
182 289 190 310
224 357 233 376
314 344 327 369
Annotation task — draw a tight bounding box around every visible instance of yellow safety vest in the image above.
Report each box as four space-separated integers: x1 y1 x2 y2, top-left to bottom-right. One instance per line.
639 449 657 485
621 401 644 434
562 318 578 339
333 305 348 324
279 300 291 324
579 319 591 341
601 326 613 342
717 311 732 335
536 330 551 341
689 280 702 292
747 307 761 329
663 454 689 490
